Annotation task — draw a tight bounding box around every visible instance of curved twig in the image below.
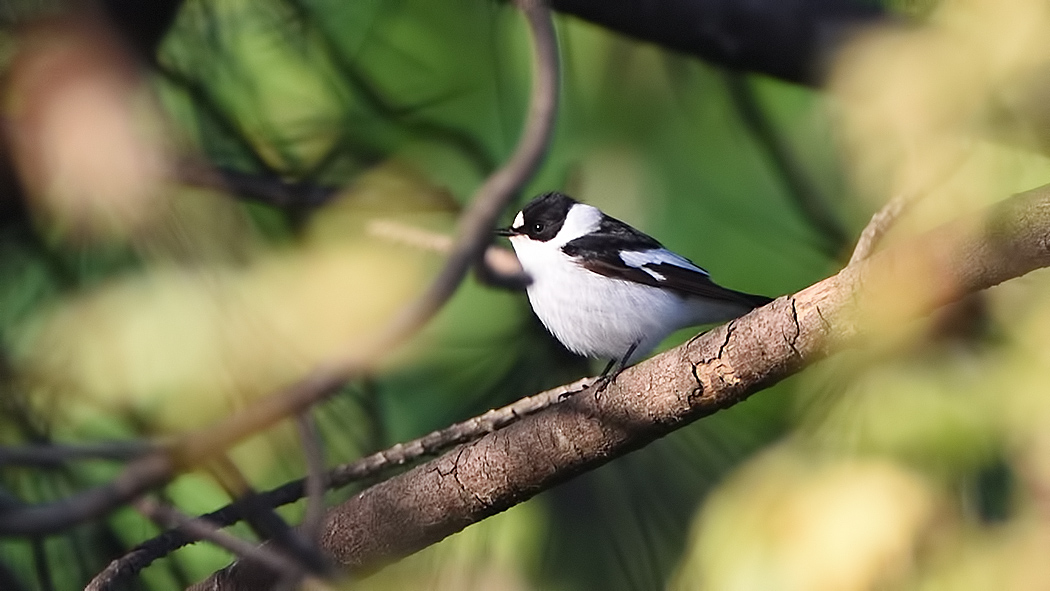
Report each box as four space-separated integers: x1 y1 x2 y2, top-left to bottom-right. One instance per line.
369 0 557 345
0 0 559 541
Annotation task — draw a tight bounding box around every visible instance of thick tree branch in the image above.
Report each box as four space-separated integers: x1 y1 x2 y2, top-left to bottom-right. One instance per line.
193 183 1050 590
550 0 887 85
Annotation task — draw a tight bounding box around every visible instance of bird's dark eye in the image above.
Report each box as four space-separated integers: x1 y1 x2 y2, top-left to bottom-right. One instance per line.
533 222 544 233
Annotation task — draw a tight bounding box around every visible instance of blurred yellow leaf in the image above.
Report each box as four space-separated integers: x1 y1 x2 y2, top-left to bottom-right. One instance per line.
13 240 424 431
673 450 936 591
913 524 1050 591
832 0 1050 216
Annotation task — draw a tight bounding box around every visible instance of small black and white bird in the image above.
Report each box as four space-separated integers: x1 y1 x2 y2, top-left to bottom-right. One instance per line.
497 192 771 378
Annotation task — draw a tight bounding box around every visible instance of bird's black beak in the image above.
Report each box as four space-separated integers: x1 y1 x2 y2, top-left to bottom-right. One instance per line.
495 227 518 237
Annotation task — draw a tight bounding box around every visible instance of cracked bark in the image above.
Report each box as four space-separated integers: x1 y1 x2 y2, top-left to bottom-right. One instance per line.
192 184 1050 590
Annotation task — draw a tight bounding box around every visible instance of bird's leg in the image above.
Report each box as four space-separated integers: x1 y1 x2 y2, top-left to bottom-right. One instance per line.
593 342 639 393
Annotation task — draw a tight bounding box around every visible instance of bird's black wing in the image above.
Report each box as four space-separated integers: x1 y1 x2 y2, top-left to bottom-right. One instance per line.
562 216 772 308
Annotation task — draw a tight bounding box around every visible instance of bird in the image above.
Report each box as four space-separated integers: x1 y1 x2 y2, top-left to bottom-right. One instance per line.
496 191 772 381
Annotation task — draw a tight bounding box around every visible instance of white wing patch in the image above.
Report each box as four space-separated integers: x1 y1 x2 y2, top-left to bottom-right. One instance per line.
619 249 709 276
641 267 665 281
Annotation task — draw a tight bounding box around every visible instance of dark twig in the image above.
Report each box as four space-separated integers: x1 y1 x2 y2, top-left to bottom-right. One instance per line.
130 499 308 583
83 377 591 590
206 456 330 576
176 162 340 209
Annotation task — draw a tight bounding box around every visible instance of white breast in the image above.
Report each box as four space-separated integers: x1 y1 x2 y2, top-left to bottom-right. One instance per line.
509 236 737 362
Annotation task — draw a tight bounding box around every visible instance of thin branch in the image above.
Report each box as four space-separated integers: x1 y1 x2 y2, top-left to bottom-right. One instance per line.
295 413 326 543
0 441 158 467
84 377 592 591
365 0 557 345
206 456 330 576
196 182 1050 588
177 172 530 287
367 219 528 289
0 0 559 541
848 193 912 264
326 377 589 486
127 499 308 585
849 146 975 266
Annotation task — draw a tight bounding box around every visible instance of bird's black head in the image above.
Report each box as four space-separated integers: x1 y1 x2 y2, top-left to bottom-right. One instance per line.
496 192 578 242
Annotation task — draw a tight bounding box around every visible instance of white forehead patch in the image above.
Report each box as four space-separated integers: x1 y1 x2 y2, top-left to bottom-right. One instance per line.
620 249 709 275
512 211 524 229
552 203 602 246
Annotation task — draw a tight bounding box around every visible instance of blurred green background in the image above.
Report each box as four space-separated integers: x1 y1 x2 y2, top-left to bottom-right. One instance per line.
3 0 1050 590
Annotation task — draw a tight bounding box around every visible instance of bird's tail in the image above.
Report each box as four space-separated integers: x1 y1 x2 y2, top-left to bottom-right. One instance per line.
732 291 774 310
